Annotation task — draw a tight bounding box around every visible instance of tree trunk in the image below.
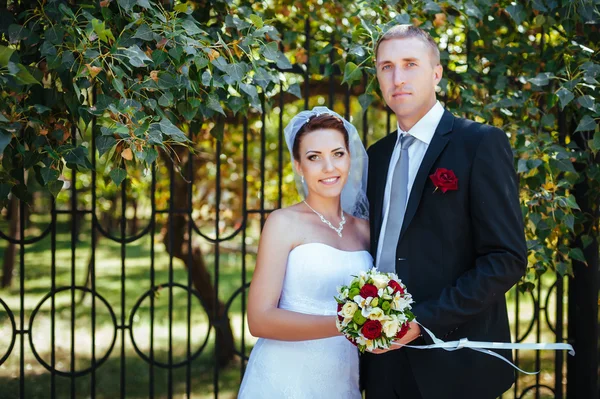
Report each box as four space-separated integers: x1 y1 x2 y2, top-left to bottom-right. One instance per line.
1 195 19 288
161 151 235 368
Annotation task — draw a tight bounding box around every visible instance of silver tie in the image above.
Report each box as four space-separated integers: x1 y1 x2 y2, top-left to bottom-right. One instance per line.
378 134 417 273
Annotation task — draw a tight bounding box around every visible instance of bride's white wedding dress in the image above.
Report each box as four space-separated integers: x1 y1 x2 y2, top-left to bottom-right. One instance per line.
238 242 372 399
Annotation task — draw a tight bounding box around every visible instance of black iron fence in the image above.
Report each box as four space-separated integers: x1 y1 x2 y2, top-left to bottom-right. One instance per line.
0 18 575 399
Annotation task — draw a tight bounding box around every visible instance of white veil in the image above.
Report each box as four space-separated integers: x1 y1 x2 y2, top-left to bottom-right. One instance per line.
283 106 369 219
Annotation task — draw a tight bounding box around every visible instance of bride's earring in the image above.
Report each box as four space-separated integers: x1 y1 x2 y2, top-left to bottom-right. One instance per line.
301 175 304 184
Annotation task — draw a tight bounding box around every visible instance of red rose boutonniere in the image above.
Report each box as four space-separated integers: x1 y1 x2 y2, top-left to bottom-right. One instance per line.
429 168 458 193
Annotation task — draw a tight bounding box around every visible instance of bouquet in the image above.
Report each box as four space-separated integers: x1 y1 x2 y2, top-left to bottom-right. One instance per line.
335 267 415 352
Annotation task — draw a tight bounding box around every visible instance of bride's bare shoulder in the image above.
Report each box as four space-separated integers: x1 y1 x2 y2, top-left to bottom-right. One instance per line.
350 215 370 244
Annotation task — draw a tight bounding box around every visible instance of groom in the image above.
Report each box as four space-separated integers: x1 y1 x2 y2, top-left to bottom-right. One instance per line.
362 25 527 399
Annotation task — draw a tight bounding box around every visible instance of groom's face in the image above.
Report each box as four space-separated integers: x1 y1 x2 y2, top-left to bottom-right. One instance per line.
376 37 443 130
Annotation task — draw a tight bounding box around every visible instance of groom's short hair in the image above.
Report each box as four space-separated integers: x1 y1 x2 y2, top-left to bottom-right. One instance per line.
374 24 440 66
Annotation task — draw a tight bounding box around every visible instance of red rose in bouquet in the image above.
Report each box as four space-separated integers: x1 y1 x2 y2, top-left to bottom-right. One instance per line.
362 320 383 340
395 322 411 340
388 280 405 295
337 303 343 321
359 283 378 298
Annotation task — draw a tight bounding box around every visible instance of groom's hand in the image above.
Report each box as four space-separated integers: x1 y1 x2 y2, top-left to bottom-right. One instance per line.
368 321 422 354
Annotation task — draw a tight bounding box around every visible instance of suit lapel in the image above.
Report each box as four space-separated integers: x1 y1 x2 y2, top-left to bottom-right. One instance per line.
373 132 397 244
398 110 455 242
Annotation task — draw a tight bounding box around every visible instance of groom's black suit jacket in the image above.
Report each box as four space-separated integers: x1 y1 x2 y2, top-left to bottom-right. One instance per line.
363 110 527 399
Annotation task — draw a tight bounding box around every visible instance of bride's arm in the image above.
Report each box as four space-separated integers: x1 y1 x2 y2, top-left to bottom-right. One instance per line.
247 210 340 341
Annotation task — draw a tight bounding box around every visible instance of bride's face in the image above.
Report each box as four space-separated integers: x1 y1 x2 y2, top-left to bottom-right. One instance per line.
294 128 350 200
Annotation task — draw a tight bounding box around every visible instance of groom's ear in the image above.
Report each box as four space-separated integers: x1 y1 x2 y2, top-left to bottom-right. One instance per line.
433 64 443 85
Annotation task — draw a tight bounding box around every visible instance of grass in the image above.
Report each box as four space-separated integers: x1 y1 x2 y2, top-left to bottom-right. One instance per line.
0 215 568 399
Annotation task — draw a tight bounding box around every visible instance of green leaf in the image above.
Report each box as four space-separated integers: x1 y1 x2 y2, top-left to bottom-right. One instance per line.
249 14 264 29
0 45 15 67
565 195 580 210
141 147 158 164
117 0 136 11
288 83 302 99
228 97 244 115
568 248 587 265
549 158 576 174
581 235 593 249
465 2 483 20
181 18 203 35
158 119 188 142
239 83 258 99
122 45 152 67
276 54 292 70
40 167 59 185
555 262 569 277
343 62 362 85
64 146 91 170
574 115 596 132
8 24 30 43
506 3 526 25
174 2 192 13
261 42 280 61
133 25 154 41
226 62 249 83
556 87 574 110
529 72 554 87
577 95 595 111
112 78 126 98
591 132 600 152
210 117 225 141
517 158 529 173
0 130 12 156
11 184 32 204
563 213 575 232
15 64 40 85
206 93 226 116
137 0 151 8
358 93 374 112
110 167 127 186
0 184 11 201
96 135 117 157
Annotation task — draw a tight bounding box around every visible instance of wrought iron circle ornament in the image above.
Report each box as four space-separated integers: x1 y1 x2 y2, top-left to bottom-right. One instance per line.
128 282 212 368
27 286 118 377
0 296 16 366
223 282 252 361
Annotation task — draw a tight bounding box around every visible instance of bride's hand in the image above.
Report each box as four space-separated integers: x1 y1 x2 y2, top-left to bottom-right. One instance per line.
367 321 422 355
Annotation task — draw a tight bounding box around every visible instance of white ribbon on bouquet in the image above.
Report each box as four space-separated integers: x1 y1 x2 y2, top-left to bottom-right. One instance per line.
392 321 575 375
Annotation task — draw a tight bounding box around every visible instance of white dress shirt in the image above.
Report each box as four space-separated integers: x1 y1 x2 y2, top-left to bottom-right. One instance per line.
376 101 445 267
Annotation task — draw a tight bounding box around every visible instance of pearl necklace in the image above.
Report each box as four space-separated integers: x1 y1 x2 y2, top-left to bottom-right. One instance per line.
303 200 346 237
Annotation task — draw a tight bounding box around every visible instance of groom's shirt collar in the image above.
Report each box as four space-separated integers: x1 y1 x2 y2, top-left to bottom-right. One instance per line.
396 101 444 145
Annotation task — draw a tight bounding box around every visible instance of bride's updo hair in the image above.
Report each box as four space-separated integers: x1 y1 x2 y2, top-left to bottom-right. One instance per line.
292 114 350 161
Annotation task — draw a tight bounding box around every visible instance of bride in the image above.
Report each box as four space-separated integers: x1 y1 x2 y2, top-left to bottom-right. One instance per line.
238 107 371 398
